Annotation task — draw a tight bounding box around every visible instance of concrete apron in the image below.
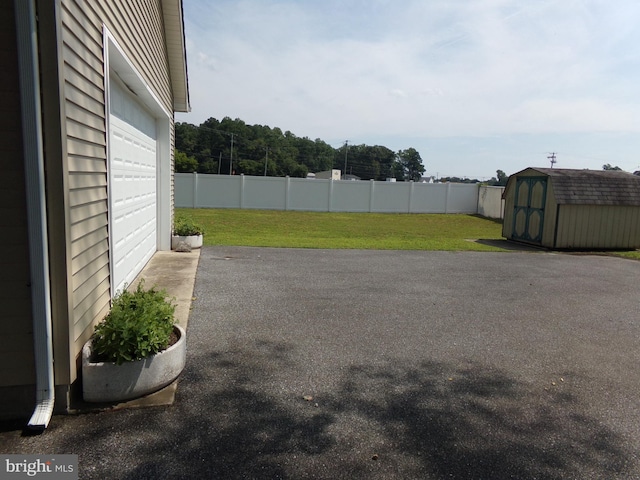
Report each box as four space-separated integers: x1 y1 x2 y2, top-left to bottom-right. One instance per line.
73 249 200 412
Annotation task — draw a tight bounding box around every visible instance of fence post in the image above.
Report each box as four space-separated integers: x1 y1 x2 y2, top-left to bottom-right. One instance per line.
328 179 333 212
192 172 198 208
445 182 451 214
240 174 245 209
369 179 375 212
408 180 414 213
285 176 290 211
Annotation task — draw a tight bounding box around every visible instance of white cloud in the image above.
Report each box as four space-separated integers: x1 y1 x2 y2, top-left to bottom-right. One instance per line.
179 0 640 176
389 89 408 98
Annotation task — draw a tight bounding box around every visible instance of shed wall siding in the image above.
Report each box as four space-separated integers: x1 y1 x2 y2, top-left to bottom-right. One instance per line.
555 205 640 249
59 0 175 380
0 1 36 389
542 181 557 248
502 188 514 239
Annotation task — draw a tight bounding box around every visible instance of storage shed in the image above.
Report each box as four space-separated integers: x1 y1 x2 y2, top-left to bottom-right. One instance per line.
502 168 640 249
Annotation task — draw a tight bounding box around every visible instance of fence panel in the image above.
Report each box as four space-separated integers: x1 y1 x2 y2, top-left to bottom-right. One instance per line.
197 174 241 208
243 176 286 210
370 181 410 212
446 183 479 213
175 173 194 207
410 183 448 213
174 173 502 217
288 177 330 211
478 186 505 219
332 180 371 212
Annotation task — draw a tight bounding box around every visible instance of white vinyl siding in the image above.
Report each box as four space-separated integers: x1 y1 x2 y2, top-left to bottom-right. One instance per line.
58 0 174 383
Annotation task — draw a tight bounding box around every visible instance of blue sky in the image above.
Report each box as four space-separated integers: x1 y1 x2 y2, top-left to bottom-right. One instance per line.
176 0 640 179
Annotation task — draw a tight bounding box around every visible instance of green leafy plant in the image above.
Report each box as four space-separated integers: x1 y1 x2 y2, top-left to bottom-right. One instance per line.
91 280 176 365
173 215 205 236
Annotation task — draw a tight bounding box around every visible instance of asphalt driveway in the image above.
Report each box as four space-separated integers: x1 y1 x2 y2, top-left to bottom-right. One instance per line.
2 247 640 479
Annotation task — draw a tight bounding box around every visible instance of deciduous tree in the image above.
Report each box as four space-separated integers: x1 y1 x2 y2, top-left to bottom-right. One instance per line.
175 150 198 173
397 148 426 181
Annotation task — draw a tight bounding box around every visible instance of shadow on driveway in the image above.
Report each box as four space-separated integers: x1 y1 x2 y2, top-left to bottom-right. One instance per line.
1 247 638 479
79 339 630 479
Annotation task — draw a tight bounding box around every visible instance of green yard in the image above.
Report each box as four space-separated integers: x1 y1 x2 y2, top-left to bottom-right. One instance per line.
611 250 640 260
177 208 507 251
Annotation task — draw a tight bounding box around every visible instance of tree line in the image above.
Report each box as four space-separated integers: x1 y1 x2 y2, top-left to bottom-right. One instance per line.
439 170 508 186
175 117 426 181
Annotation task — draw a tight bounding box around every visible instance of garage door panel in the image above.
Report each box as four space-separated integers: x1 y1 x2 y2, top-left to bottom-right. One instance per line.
108 78 157 295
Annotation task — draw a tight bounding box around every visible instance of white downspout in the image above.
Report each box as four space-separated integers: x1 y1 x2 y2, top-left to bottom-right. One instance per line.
14 0 55 430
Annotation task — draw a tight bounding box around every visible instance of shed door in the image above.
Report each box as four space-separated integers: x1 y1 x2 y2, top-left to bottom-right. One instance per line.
512 177 547 244
108 78 157 294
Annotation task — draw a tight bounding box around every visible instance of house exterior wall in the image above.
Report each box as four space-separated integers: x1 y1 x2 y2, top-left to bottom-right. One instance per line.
555 205 640 249
0 0 37 417
46 0 175 387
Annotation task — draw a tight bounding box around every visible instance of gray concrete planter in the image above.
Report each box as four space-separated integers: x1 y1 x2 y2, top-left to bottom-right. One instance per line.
171 234 203 250
82 325 186 403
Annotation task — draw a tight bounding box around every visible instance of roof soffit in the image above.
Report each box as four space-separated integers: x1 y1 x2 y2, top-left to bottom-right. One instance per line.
161 0 190 113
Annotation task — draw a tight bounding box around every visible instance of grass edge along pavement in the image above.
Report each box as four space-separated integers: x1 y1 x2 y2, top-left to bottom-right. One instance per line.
178 209 507 252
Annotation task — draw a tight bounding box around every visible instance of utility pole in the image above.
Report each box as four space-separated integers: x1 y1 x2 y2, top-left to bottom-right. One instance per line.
229 133 235 175
343 140 349 178
547 152 557 168
264 147 269 176
217 152 222 174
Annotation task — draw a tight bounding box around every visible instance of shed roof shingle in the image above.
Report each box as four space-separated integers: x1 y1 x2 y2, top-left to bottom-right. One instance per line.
522 168 640 206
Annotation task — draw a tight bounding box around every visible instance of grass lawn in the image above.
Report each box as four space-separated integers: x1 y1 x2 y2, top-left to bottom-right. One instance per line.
611 250 640 260
177 208 508 251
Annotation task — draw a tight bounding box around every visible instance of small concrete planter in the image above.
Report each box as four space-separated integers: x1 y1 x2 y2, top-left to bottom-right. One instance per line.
171 234 203 250
82 325 187 403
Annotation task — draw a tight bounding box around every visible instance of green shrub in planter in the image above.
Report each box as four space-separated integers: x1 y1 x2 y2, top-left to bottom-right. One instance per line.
92 280 176 365
173 215 205 236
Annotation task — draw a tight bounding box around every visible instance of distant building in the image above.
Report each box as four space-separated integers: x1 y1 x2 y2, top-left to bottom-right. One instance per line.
314 169 341 180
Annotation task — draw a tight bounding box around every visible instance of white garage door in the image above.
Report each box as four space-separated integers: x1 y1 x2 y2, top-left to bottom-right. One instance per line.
108 77 157 295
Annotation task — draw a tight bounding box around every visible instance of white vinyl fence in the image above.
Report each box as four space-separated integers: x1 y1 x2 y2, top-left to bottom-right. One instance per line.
175 173 505 218
477 186 506 219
